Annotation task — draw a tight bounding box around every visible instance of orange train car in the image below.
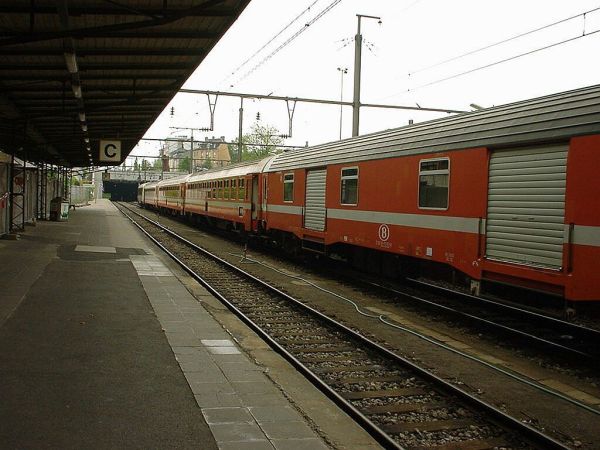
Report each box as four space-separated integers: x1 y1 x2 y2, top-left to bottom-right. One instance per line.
262 85 600 304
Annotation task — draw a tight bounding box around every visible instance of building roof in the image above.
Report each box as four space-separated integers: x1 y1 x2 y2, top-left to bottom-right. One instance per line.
0 0 251 167
266 84 600 172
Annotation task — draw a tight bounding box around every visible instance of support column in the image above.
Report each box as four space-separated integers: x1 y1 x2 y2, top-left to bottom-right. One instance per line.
9 154 25 232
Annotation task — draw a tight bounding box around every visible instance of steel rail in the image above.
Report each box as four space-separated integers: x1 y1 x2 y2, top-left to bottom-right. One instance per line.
400 277 600 361
116 202 570 450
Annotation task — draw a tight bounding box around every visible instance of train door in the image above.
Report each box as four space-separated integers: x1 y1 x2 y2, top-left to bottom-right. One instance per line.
304 168 327 231
251 175 259 221
485 145 568 269
179 184 184 210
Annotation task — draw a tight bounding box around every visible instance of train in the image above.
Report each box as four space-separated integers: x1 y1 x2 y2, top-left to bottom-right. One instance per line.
138 84 600 307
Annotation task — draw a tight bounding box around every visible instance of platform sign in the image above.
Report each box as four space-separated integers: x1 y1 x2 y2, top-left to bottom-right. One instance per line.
99 140 121 163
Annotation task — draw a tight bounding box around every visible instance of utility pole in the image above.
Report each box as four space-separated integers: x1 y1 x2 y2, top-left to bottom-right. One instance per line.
337 67 348 140
352 14 381 137
238 97 244 163
170 126 208 173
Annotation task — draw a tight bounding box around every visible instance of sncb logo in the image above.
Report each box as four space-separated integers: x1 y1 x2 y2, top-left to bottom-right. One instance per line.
378 224 390 242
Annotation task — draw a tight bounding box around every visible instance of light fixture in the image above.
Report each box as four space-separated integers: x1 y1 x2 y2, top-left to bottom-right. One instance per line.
78 112 86 122
64 52 78 74
72 84 82 99
84 138 89 143
81 124 87 132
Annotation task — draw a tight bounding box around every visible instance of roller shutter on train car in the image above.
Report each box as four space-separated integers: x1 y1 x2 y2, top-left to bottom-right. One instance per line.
304 169 327 231
485 145 568 269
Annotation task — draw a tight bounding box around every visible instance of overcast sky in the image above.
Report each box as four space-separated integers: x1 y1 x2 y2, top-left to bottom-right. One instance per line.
129 0 600 160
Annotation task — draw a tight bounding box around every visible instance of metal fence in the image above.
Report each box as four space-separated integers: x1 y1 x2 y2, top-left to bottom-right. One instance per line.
70 184 94 206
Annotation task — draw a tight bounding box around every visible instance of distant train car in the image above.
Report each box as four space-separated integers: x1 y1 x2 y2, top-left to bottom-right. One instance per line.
184 158 274 232
140 180 159 209
156 175 189 214
137 183 145 204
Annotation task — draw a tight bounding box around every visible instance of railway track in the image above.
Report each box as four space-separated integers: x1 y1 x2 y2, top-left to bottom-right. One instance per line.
345 274 600 365
116 202 569 450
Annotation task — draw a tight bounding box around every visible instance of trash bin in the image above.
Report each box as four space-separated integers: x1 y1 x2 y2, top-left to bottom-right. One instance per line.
49 197 61 221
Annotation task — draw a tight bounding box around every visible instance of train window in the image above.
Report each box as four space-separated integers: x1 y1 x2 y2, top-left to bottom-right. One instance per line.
418 158 449 209
231 179 237 200
283 173 294 202
340 167 359 205
224 180 230 200
239 179 245 200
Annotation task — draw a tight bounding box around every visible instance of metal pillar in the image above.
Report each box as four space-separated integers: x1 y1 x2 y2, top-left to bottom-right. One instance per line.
64 167 71 206
37 162 48 220
238 97 244 162
337 67 347 139
9 154 25 232
352 14 381 137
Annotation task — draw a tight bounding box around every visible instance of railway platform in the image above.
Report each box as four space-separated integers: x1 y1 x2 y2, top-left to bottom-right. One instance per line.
0 199 380 450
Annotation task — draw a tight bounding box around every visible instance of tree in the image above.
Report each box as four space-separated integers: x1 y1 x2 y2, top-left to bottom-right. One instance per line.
228 123 285 162
152 157 163 170
133 157 139 172
141 159 150 171
201 157 213 170
179 156 191 172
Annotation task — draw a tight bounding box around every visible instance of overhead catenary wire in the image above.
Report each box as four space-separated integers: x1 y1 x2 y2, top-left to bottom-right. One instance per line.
232 0 344 86
222 0 322 87
409 6 600 77
404 27 600 94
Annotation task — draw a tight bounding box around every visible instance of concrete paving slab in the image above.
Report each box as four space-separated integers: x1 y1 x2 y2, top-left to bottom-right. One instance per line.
231 381 281 395
271 438 330 450
166 334 202 346
219 440 275 450
189 382 236 396
259 421 317 440
203 407 254 424
172 346 205 355
195 392 244 408
209 346 242 355
74 244 117 253
220 360 265 372
249 406 303 423
224 369 268 383
210 422 266 443
239 393 293 408
202 339 237 346
184 367 226 384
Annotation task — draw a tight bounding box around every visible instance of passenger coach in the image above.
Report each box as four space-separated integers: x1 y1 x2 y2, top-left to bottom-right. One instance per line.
262 85 600 304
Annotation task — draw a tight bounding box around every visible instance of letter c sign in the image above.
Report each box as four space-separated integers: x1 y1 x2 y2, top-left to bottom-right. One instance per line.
99 140 121 162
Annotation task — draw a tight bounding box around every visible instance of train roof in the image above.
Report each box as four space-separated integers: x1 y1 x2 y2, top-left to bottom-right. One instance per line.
186 156 274 183
265 83 600 172
140 181 159 189
155 174 191 187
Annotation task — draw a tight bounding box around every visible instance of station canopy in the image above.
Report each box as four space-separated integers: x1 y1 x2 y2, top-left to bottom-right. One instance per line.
0 0 251 167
